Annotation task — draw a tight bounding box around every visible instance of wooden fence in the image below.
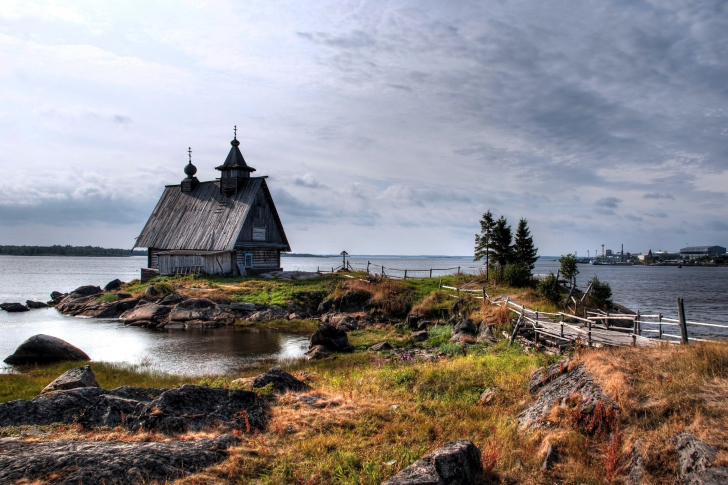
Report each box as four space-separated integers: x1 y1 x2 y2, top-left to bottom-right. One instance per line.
317 260 482 278
438 285 728 348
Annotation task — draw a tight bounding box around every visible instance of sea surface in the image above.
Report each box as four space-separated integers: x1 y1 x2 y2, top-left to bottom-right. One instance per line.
1 255 727 375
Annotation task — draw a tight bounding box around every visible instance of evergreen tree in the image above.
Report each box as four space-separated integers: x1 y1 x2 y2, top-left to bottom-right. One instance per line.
512 218 539 271
491 216 513 270
474 211 496 277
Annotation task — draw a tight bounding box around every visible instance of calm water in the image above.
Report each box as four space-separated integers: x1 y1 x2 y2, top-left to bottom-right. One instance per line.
1 255 726 374
0 256 308 375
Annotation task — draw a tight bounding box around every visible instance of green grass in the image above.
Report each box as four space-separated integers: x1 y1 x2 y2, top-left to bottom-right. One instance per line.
0 361 195 403
424 325 453 348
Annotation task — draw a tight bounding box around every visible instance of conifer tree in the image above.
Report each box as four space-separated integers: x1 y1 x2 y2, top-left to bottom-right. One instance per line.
491 216 513 270
512 218 539 271
474 211 496 278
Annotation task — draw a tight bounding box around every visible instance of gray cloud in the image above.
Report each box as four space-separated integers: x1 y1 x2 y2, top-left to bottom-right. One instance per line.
644 193 674 199
595 197 623 209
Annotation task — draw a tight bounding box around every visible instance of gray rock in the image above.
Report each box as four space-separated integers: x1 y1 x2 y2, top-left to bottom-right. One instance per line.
382 440 482 485
411 330 429 341
331 315 358 331
41 365 99 394
0 387 105 426
159 292 184 305
671 432 718 476
478 388 496 405
0 434 240 485
449 332 475 345
70 285 104 297
625 440 646 485
519 363 614 431
453 318 476 335
371 342 393 351
122 303 171 325
476 323 495 343
26 300 49 309
104 279 123 291
0 302 29 312
529 359 571 393
247 305 289 322
305 345 331 360
144 285 159 297
4 334 90 365
75 298 140 318
675 468 728 485
310 323 353 352
168 298 222 322
542 443 558 471
252 368 311 394
317 299 334 313
407 313 423 329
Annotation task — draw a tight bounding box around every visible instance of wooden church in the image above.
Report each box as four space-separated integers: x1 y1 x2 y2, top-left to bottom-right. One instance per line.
134 129 290 279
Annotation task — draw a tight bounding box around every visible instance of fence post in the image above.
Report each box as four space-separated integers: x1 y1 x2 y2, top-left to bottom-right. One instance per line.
588 318 592 347
560 313 564 338
439 278 442 290
677 297 689 344
482 287 486 302
606 311 610 329
457 266 460 274
404 270 407 280
636 310 641 336
367 261 370 274
457 288 460 299
632 313 637 336
658 313 662 340
430 269 433 278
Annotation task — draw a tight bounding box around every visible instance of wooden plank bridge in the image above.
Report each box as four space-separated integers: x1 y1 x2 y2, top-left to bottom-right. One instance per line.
439 285 727 349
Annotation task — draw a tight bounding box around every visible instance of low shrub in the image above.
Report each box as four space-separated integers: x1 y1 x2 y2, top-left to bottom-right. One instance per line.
501 263 532 288
537 272 561 305
585 276 612 308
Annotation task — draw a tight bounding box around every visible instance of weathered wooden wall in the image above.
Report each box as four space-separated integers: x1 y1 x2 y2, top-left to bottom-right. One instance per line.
238 187 285 245
158 252 233 275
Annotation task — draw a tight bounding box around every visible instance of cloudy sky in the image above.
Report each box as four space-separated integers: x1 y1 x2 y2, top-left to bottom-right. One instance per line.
1 0 726 256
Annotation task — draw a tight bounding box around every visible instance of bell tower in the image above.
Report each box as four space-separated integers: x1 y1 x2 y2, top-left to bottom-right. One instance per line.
216 125 256 196
181 147 199 193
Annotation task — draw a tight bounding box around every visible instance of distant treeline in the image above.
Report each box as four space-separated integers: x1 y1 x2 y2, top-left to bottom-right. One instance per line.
0 245 147 257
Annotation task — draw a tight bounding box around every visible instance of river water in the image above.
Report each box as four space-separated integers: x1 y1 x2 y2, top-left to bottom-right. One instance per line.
1 255 726 375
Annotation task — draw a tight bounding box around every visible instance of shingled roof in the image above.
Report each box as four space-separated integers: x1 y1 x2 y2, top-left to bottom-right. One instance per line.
133 178 289 251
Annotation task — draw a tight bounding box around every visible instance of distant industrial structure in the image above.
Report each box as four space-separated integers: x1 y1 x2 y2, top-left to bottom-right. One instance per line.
679 246 726 259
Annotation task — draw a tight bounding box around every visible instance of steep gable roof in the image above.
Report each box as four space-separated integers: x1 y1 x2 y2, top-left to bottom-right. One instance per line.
134 178 263 251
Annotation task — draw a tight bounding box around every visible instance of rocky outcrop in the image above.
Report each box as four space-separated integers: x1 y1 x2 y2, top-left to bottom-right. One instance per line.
56 286 105 315
0 434 240 485
0 302 29 312
519 361 613 430
159 292 184 305
382 440 482 485
76 298 140 318
476 323 495 343
304 345 332 360
4 334 90 365
0 383 269 433
252 368 311 394
670 432 728 485
625 440 646 485
41 365 99 394
247 305 288 322
50 291 67 304
122 303 172 328
310 323 353 352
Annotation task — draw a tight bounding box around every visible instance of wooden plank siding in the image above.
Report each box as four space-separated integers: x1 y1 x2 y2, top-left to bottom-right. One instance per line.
158 252 233 275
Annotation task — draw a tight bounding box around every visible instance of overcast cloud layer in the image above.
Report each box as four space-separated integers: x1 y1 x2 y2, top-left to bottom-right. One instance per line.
1 0 726 256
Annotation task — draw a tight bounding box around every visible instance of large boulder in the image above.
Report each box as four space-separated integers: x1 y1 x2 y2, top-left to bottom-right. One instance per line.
476 323 495 343
247 305 289 322
41 365 99 394
49 291 67 304
670 432 728 484
121 303 172 327
4 335 90 365
453 318 476 335
70 286 104 298
0 434 240 485
159 292 184 305
252 368 311 394
0 387 106 426
74 298 140 319
304 345 331 360
382 440 482 485
103 279 123 292
55 286 104 315
168 298 226 323
310 323 354 352
0 302 29 312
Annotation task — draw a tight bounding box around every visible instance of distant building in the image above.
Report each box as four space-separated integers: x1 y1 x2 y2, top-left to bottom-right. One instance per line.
640 249 654 264
133 130 291 279
679 246 726 259
605 249 613 257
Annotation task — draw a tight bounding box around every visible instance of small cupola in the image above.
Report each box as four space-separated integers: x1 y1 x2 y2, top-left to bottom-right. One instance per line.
181 147 199 193
216 126 256 196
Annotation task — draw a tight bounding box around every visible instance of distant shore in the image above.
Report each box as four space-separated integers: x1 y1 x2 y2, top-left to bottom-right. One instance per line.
0 246 147 257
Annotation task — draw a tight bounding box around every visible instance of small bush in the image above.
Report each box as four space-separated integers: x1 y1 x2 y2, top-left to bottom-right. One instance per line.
537 273 561 304
585 276 612 308
425 325 453 348
502 263 532 288
438 343 464 356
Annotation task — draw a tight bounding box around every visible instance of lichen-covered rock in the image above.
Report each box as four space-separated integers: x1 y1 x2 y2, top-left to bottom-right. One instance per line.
382 440 482 485
670 432 728 485
247 305 289 322
3 334 90 365
252 368 311 394
519 363 613 431
0 434 240 485
41 365 99 394
310 323 353 352
625 440 646 485
476 323 495 343
168 298 223 323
